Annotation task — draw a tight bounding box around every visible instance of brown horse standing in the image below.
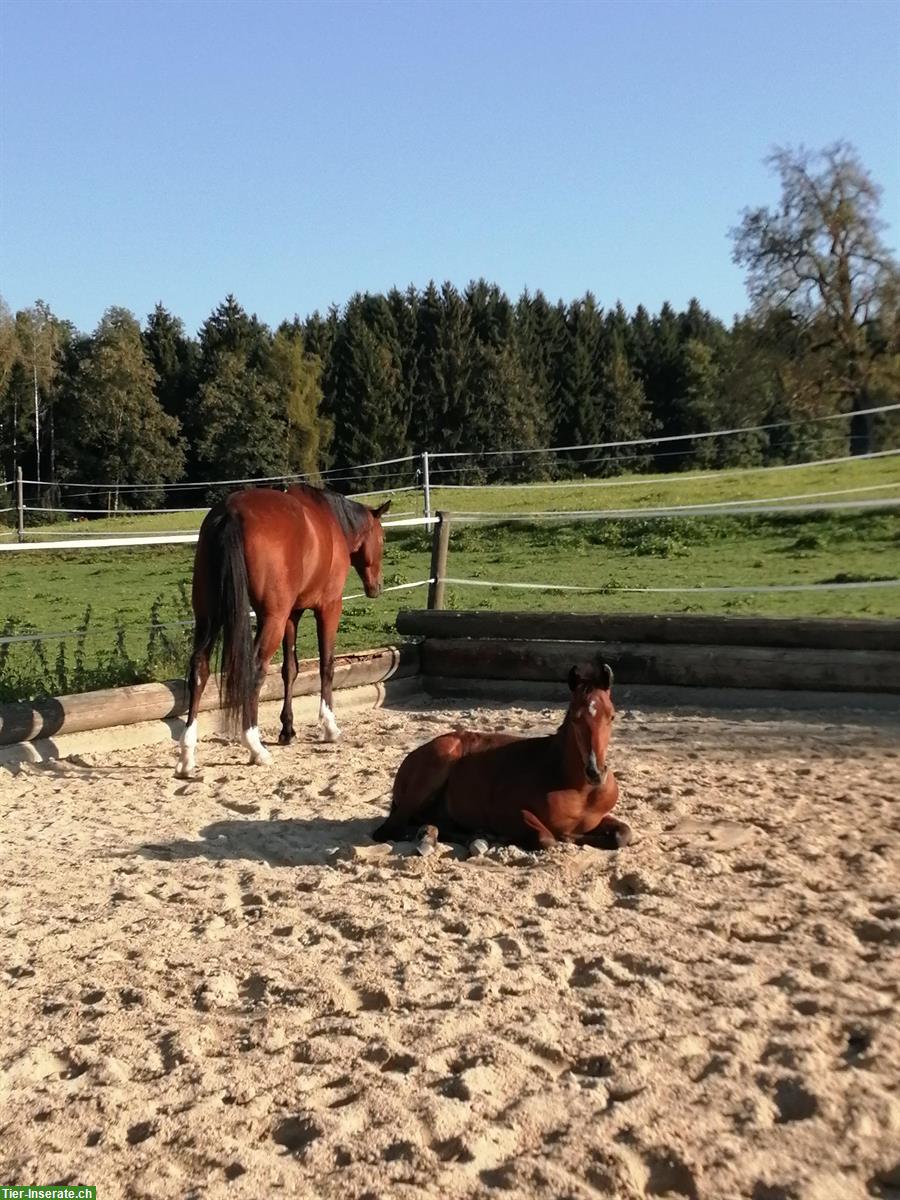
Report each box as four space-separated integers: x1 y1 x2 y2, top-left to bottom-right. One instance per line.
176 484 390 778
373 662 630 851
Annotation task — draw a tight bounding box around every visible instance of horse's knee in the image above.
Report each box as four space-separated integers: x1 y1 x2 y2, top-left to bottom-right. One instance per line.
520 809 557 851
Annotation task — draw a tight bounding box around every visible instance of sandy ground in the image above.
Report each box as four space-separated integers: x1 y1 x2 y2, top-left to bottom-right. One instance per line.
2 696 899 1200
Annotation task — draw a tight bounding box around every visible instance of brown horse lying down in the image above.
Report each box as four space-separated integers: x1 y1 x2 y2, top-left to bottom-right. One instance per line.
373 662 630 853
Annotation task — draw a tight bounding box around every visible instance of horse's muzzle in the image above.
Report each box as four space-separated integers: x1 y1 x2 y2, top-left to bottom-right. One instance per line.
586 750 607 785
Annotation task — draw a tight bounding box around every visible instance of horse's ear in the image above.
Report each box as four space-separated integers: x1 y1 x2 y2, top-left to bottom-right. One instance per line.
568 666 581 692
372 499 392 519
600 662 614 691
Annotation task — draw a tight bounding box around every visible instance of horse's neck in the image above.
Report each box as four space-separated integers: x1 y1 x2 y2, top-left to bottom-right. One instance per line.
555 713 586 788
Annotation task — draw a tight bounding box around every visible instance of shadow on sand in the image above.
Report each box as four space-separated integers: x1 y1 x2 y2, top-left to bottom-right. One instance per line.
138 816 386 867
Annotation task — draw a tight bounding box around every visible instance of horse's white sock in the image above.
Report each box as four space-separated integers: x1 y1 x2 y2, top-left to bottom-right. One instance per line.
241 725 272 766
176 720 198 777
319 700 341 743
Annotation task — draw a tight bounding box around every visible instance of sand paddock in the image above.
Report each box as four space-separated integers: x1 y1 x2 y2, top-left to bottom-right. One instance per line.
2 696 899 1200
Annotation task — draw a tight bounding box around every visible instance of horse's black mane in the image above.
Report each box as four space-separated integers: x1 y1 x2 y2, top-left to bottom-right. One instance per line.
288 482 371 542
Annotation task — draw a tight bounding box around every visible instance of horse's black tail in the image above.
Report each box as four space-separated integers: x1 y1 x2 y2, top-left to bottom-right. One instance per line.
200 504 257 729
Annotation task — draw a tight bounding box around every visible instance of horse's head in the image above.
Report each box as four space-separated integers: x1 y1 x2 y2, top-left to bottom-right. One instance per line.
350 499 392 597
566 661 615 785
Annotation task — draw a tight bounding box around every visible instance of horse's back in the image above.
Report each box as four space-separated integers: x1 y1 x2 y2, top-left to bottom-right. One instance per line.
223 488 347 610
373 729 519 839
393 729 515 804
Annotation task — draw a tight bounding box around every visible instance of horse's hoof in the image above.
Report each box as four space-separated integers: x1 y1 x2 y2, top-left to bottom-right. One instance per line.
174 766 200 781
468 837 490 857
594 822 631 849
249 749 273 767
416 825 439 856
278 730 295 745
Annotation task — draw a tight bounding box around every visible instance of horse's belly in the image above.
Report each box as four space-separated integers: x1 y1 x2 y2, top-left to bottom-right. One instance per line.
444 758 543 838
446 771 618 840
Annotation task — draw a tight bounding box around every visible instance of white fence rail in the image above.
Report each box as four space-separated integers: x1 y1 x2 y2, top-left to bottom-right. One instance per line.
4 401 898 538
3 409 899 658
441 577 900 596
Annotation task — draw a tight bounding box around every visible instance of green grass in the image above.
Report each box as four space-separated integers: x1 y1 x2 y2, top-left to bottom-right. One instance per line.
2 455 899 701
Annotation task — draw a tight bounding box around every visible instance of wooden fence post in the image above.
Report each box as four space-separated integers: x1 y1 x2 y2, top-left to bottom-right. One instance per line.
427 511 451 610
16 467 24 543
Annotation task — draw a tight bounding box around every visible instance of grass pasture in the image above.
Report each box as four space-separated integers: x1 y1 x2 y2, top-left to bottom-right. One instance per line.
1 455 899 701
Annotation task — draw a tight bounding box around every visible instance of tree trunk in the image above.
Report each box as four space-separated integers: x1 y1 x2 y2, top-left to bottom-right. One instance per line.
849 387 873 456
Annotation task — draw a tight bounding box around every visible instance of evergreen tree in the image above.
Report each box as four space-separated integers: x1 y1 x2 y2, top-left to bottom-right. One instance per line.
191 351 284 496
191 296 295 493
199 294 270 374
302 304 340 366
143 303 198 424
406 282 476 478
269 327 327 478
1 359 31 484
433 283 476 464
386 285 419 455
597 342 652 473
550 295 605 474
74 308 184 509
410 282 443 452
670 339 721 468
467 339 549 480
325 296 404 487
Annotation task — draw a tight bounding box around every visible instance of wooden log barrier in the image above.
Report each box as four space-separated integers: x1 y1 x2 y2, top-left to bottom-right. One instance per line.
0 645 419 746
398 609 900 652
420 637 900 694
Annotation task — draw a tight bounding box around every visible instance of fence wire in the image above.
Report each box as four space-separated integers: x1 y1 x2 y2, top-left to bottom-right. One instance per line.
441 577 900 596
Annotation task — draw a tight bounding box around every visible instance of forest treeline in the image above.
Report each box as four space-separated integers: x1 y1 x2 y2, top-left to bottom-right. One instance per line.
2 144 898 507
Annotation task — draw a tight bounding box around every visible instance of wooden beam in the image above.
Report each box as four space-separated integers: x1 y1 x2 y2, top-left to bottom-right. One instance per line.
0 645 419 746
423 675 900 714
398 609 900 652
420 637 900 694
426 512 451 610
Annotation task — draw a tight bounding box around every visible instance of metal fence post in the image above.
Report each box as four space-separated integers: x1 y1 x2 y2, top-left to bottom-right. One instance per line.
421 451 432 520
16 467 24 543
427 511 450 610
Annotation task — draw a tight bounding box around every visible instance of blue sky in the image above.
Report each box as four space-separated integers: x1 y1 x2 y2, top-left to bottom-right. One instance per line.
2 0 898 335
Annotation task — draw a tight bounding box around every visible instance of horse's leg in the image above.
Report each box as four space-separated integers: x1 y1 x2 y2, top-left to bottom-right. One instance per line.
176 627 212 778
581 816 632 850
240 612 285 766
372 734 463 841
520 808 559 851
415 824 440 857
314 601 342 743
278 610 303 745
